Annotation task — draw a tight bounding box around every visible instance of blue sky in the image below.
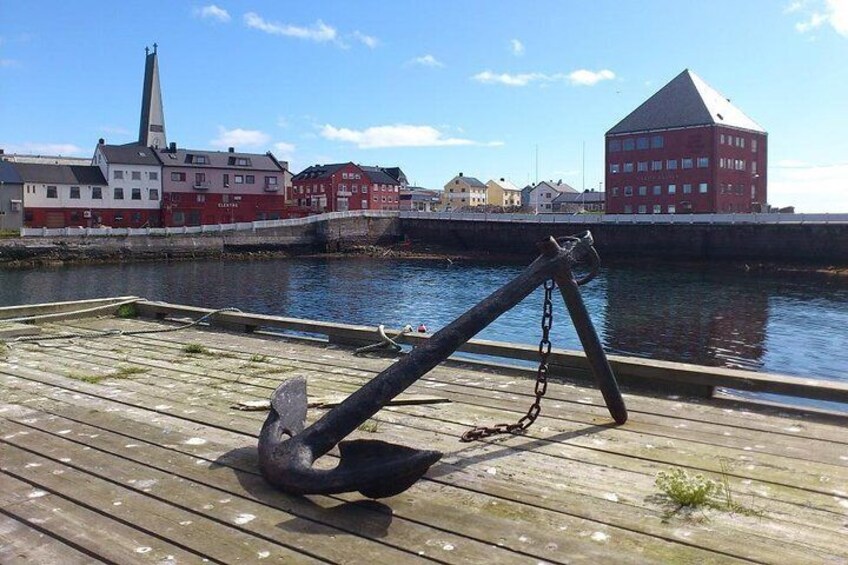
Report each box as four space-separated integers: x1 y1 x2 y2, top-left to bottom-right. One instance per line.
1 1 847 211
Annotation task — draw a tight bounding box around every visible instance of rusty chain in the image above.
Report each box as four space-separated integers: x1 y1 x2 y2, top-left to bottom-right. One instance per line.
460 278 555 442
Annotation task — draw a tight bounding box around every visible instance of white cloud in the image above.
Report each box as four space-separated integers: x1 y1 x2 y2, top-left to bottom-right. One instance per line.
352 31 378 48
407 54 444 68
2 142 85 155
195 5 231 23
567 69 616 86
769 161 848 212
243 12 338 43
210 127 271 148
791 0 848 37
99 125 132 136
320 124 501 149
472 69 615 87
273 141 295 154
510 39 525 56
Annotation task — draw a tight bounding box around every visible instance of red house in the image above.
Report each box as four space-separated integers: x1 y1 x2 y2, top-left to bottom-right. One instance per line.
291 163 400 213
605 70 767 215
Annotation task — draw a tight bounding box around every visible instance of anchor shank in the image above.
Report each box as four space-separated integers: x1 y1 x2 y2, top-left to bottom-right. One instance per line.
301 237 580 457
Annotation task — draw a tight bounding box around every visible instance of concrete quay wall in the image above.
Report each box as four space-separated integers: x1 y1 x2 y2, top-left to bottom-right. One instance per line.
398 218 848 263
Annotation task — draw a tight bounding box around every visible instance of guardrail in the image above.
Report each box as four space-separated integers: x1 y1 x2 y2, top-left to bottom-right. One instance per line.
398 211 848 225
19 210 400 238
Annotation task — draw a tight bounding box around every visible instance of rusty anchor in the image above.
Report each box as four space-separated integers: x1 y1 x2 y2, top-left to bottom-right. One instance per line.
258 232 627 498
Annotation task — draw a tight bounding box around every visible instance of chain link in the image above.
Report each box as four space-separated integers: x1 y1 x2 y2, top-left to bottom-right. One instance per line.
461 279 555 442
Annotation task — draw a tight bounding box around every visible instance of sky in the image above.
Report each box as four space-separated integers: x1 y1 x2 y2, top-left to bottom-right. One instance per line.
1 1 847 212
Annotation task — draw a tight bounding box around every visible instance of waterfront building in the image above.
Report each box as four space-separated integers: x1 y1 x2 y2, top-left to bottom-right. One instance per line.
11 163 118 228
291 163 400 213
93 140 163 227
553 189 606 214
524 180 577 213
155 143 289 226
443 173 487 209
0 160 24 230
605 69 767 215
486 178 522 207
400 187 442 211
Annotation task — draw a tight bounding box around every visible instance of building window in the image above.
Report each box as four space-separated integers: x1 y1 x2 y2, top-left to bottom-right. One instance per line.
668 204 676 214
653 204 662 214
668 184 676 195
265 176 278 186
92 186 102 199
197 195 205 203
361 185 368 194
223 174 230 187
623 139 635 151
114 188 124 200
697 157 709 168
46 186 58 198
149 189 159 200
699 183 709 194
612 187 619 197
609 163 620 173
149 171 158 181
636 137 649 150
667 159 678 170
246 175 255 184
682 158 693 169
720 134 725 144
650 135 664 149
638 186 647 196
624 204 632 213
638 205 647 214
131 171 141 180
235 158 249 166
752 161 758 174
653 185 661 196
623 162 634 173
719 158 725 168
637 161 648 172
171 172 186 182
70 186 80 199
131 188 142 200
651 160 662 171
195 172 206 185
752 139 758 152
235 175 244 184
114 170 124 180
683 184 692 194
193 155 208 165
624 186 633 196
608 139 621 152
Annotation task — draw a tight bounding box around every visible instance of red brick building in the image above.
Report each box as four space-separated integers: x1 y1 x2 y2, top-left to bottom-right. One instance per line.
291 163 401 212
605 70 767 214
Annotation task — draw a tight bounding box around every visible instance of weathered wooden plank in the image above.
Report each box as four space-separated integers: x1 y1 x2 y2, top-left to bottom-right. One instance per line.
2 403 758 565
0 470 205 564
0 322 42 339
0 440 321 564
0 296 139 324
0 510 99 565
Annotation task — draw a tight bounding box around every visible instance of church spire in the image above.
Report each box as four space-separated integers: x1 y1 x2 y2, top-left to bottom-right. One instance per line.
138 44 167 148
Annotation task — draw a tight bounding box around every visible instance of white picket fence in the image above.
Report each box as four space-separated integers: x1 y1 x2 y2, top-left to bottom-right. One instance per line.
18 209 848 237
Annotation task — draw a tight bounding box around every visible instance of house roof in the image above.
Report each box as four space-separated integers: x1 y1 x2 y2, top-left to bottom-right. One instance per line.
11 163 107 185
154 147 283 171
607 69 765 135
553 190 605 204
487 178 521 192
381 167 407 184
450 175 486 188
293 163 349 181
0 161 23 184
534 180 578 194
360 166 400 185
98 143 162 166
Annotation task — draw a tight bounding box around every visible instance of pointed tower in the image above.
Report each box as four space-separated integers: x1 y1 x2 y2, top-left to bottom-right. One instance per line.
138 44 167 149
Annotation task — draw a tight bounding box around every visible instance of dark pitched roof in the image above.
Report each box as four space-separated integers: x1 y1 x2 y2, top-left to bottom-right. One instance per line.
607 69 765 135
360 166 400 185
0 161 23 184
99 143 162 166
453 175 486 188
553 190 605 204
293 163 349 181
11 163 106 185
381 167 407 184
153 147 283 171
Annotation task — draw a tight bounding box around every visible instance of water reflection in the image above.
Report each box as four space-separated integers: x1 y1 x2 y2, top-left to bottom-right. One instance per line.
1 258 846 385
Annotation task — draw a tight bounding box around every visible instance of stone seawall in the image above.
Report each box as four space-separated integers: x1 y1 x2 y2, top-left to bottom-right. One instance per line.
399 218 848 264
0 216 401 266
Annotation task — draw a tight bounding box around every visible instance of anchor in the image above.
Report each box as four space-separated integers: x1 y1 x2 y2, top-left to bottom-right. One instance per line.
258 231 628 498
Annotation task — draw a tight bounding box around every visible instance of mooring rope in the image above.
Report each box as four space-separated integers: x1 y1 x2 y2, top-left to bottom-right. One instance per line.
354 324 413 355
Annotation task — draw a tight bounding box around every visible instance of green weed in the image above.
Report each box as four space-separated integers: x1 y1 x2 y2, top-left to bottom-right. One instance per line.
358 419 381 433
116 303 139 318
183 343 208 355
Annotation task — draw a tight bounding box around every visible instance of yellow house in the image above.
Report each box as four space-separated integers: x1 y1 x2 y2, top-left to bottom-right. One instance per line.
443 172 487 209
486 177 522 207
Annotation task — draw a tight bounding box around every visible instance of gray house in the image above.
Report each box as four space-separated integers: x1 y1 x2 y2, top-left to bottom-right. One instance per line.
0 160 24 230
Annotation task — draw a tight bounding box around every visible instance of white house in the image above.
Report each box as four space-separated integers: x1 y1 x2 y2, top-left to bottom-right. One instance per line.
525 180 578 213
93 140 164 226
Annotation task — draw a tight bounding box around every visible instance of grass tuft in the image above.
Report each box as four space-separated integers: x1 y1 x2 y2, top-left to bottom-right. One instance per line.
358 419 381 433
250 354 269 363
183 343 208 355
655 464 763 519
116 303 139 319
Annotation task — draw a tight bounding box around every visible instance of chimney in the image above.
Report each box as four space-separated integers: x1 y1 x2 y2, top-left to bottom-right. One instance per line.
459 172 463 177
169 142 177 152
500 177 505 182
0 148 4 155
228 147 235 153
98 138 105 145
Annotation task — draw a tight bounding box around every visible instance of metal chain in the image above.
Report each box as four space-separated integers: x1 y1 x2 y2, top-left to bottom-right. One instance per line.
460 279 555 442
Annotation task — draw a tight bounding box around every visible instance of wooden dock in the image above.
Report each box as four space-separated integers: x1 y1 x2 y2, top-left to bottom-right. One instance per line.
1 301 847 563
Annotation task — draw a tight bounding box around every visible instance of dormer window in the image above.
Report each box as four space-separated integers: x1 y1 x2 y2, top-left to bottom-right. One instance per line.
189 155 208 165
228 157 251 167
